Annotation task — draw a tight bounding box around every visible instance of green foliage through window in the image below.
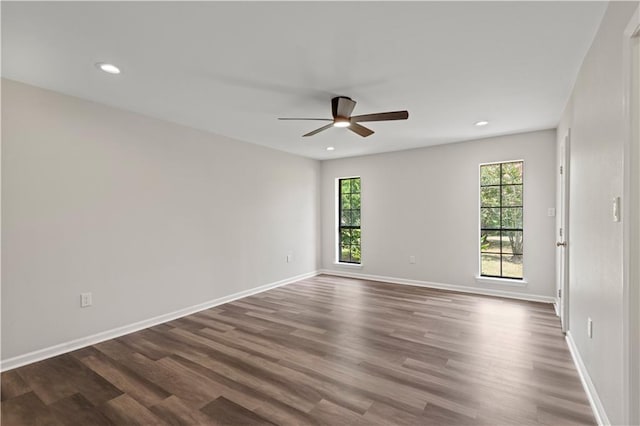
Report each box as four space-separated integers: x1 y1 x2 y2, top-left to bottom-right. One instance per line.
480 161 523 279
339 177 361 264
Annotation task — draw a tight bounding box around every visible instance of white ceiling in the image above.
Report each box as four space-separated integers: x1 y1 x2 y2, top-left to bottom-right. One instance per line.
2 1 607 160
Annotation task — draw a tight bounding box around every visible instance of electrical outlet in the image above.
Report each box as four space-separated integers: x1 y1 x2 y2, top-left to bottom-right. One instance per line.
80 292 92 308
587 317 593 338
409 255 416 264
547 208 556 217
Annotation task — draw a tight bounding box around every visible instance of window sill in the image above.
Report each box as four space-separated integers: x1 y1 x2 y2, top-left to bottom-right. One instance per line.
334 262 363 269
474 276 527 287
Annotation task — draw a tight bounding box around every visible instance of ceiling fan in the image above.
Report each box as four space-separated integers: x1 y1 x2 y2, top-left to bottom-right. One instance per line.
278 96 409 138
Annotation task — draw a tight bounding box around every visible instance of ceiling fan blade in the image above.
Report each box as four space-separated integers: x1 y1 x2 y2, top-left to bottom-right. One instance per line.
332 97 356 118
348 122 374 137
278 118 332 121
303 123 334 137
350 110 409 122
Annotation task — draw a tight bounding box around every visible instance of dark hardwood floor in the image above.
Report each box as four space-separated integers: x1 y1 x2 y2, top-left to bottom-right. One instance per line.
1 275 595 425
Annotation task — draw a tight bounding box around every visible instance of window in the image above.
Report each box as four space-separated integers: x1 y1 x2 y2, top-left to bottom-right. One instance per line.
338 177 361 264
480 161 523 279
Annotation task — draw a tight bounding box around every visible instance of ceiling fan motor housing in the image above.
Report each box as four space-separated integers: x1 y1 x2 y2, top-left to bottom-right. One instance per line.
331 96 354 119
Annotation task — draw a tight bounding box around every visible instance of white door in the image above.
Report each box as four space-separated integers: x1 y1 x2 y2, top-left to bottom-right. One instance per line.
558 131 570 333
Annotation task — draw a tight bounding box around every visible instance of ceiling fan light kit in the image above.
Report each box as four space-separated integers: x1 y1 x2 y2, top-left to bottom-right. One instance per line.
278 96 409 138
333 117 350 128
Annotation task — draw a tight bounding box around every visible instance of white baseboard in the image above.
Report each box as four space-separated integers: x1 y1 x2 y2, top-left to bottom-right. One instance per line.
319 269 555 304
0 270 320 372
566 331 610 426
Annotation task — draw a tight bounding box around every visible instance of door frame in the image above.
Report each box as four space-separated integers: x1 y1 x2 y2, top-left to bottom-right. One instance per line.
622 7 639 425
558 130 570 333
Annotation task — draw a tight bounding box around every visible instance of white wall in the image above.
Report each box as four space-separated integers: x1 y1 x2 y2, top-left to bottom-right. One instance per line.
557 2 639 425
1 79 320 361
321 130 557 300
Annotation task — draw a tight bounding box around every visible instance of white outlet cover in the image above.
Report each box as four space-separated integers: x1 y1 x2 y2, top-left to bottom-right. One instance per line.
547 208 556 217
409 255 416 264
80 292 92 308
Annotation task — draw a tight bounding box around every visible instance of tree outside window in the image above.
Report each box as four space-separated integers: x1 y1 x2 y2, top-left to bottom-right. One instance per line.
339 177 361 264
480 162 523 279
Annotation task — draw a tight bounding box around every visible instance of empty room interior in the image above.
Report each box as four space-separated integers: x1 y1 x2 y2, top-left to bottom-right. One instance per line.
1 1 639 425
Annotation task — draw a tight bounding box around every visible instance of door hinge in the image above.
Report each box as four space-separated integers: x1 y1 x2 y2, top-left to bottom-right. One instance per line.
559 227 563 237
558 289 562 298
560 165 563 175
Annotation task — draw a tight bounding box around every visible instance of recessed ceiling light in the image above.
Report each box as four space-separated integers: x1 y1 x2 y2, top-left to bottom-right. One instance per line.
326 146 335 151
474 120 489 127
95 62 121 74
333 117 350 128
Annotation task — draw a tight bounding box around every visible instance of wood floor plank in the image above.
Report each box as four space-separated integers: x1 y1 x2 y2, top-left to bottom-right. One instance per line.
200 396 275 425
16 354 123 406
1 391 60 426
1 275 596 425
48 393 113 426
307 398 374 425
363 401 423 426
1 370 32 401
78 353 171 407
149 395 216 425
100 394 167 426
143 355 224 408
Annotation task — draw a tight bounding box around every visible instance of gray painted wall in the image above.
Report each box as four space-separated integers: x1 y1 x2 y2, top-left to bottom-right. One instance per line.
320 130 557 299
1 79 321 360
